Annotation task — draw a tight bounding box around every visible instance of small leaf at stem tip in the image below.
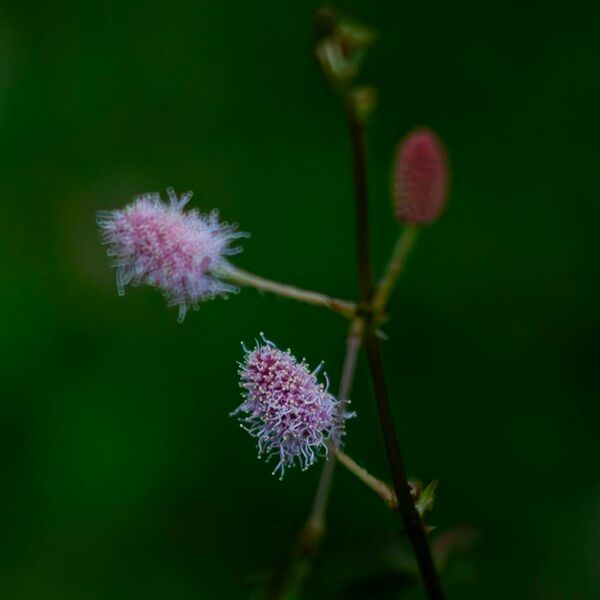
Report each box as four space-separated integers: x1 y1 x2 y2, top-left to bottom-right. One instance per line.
415 479 438 517
374 328 389 341
314 7 377 88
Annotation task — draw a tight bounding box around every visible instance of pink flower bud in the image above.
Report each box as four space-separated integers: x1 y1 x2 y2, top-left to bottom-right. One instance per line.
393 128 449 224
97 188 248 322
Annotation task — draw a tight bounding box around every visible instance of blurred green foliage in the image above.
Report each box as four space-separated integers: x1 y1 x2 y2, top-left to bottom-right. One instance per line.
1 0 598 598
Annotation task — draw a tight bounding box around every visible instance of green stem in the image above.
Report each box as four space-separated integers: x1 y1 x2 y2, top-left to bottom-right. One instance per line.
222 264 356 318
334 447 397 509
372 226 419 315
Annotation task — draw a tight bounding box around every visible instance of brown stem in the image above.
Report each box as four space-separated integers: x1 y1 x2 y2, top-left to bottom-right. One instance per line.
348 97 445 599
364 334 446 599
348 106 373 304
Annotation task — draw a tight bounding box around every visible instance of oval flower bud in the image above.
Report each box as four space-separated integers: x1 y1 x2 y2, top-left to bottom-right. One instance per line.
97 188 248 322
232 334 354 479
393 128 449 224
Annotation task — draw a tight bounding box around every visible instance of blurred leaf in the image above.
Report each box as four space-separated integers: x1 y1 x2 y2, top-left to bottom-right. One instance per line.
432 526 480 569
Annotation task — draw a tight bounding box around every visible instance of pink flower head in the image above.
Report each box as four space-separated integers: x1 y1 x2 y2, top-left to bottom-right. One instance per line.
232 334 353 479
393 128 449 224
97 188 248 321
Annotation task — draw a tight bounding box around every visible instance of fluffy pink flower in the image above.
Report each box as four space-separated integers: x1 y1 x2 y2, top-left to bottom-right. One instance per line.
97 188 247 321
393 128 449 224
232 334 353 479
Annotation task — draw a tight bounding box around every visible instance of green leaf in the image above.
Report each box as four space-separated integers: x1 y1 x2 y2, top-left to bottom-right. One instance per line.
415 479 438 516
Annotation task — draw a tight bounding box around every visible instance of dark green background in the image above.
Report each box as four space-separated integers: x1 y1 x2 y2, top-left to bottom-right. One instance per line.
1 0 598 597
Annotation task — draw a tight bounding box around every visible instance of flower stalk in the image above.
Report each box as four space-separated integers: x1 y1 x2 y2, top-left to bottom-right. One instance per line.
221 264 357 318
301 316 364 549
372 226 419 315
334 447 397 509
265 318 364 600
